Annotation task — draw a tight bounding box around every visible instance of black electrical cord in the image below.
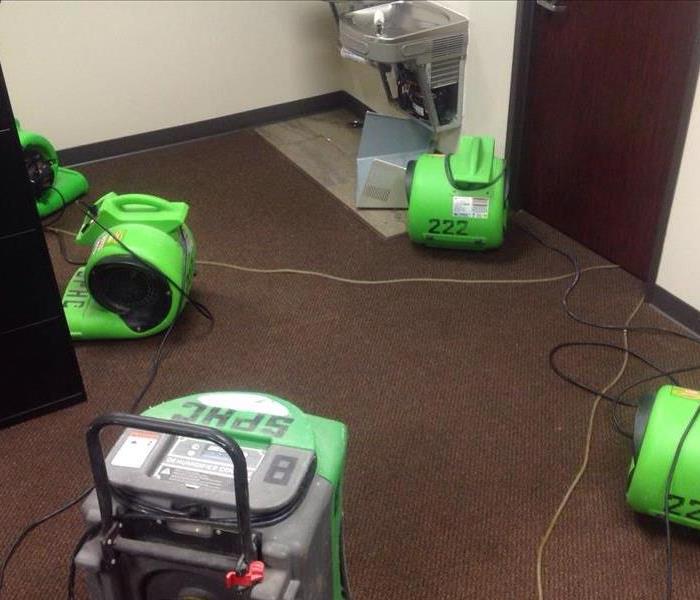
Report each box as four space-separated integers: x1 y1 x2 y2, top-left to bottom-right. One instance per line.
549 341 680 408
40 182 67 227
67 524 100 600
40 185 87 266
612 365 700 441
0 486 93 596
129 320 176 413
518 223 700 345
549 342 700 441
53 229 88 266
520 220 700 600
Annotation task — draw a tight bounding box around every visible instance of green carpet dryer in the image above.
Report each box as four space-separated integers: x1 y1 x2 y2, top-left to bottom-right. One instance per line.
406 136 506 250
16 119 88 218
627 385 700 528
75 391 348 600
62 192 195 340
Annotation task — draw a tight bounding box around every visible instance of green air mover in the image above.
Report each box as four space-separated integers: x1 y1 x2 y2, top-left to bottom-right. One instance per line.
62 192 195 340
75 391 349 600
627 385 700 528
15 119 88 218
406 136 506 250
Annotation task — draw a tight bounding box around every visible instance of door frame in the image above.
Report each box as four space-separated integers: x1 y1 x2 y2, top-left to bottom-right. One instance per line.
505 0 700 285
504 0 537 215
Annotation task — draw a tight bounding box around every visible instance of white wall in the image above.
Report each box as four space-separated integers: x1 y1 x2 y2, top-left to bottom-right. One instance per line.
340 0 517 155
0 1 516 155
0 1 342 149
656 73 700 310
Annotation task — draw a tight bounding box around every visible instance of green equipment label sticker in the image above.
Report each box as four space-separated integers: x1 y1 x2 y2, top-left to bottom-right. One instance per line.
63 268 89 309
93 229 124 252
453 196 489 219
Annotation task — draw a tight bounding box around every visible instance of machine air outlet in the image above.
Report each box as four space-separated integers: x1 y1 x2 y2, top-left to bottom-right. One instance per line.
363 183 392 203
431 34 466 59
430 58 461 88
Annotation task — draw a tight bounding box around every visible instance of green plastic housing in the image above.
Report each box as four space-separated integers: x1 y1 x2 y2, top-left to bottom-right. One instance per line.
627 385 700 529
15 119 88 217
142 391 348 599
406 136 506 250
62 192 195 340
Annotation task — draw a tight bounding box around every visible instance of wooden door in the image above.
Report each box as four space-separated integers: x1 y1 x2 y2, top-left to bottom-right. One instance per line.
517 0 700 279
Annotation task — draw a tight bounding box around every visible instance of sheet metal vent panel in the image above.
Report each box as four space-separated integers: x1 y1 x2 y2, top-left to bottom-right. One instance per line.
363 183 392 204
430 57 461 88
431 34 466 60
356 113 432 208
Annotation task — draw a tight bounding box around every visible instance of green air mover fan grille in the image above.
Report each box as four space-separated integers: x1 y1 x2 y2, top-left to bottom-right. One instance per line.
16 120 88 217
23 147 55 199
88 257 171 332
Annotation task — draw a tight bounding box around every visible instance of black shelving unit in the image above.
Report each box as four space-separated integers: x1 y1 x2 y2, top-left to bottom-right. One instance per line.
0 62 85 427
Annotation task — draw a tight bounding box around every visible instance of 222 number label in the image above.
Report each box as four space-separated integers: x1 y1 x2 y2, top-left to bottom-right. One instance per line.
428 219 468 236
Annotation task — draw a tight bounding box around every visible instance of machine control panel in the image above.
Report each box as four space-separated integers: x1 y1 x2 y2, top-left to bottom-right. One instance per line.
152 436 266 490
106 428 315 515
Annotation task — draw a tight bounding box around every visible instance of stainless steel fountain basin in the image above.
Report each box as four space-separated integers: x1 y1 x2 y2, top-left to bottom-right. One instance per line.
339 1 468 64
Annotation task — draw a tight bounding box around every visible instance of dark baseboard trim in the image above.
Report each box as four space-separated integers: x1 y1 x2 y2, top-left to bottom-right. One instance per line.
342 93 374 119
647 283 700 336
59 90 369 166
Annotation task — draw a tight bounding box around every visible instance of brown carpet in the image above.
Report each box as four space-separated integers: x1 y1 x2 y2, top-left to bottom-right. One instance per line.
2 128 700 599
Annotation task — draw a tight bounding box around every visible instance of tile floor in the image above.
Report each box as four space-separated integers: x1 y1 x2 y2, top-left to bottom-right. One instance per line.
256 108 407 238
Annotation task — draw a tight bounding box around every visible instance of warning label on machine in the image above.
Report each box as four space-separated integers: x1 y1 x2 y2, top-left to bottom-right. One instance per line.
154 466 233 491
152 437 265 492
452 196 489 219
111 430 159 469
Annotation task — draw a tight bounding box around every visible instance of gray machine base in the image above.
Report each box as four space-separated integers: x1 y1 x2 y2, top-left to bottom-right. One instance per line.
75 477 335 600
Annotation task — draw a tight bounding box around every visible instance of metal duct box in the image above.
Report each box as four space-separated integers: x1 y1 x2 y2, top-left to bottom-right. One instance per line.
356 112 432 209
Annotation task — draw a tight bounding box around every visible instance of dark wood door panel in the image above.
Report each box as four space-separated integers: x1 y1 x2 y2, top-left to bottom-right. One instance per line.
520 0 700 279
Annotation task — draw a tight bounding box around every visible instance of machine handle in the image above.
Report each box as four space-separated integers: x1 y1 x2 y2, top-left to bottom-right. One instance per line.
444 154 506 192
85 412 256 562
112 194 175 213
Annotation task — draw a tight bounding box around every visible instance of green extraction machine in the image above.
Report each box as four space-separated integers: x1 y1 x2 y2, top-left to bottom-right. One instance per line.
16 119 88 217
62 192 195 340
406 136 506 250
628 385 700 529
75 391 348 600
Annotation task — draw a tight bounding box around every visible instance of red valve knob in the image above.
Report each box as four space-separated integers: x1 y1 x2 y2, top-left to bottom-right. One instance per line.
225 560 265 589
